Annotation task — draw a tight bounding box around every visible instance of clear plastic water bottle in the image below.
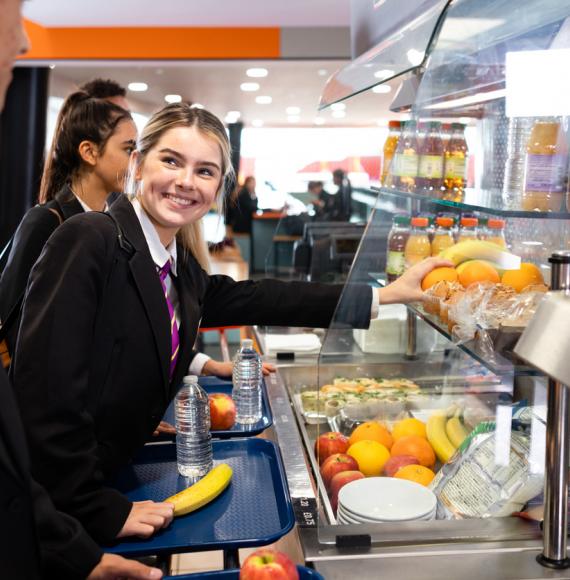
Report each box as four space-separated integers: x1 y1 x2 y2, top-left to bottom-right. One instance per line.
175 375 213 480
232 339 262 425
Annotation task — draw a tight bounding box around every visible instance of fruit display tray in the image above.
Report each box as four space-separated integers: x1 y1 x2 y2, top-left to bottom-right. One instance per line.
161 376 273 439
164 566 324 579
106 439 294 557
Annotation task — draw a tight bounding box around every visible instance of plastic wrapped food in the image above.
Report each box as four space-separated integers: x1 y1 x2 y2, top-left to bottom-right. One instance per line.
430 422 544 519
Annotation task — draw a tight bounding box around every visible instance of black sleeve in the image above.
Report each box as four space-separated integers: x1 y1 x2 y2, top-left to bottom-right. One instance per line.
32 478 103 580
12 215 132 543
195 264 372 330
0 206 61 353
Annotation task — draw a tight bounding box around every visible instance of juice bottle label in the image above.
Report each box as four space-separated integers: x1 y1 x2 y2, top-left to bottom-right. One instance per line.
418 155 443 178
444 158 466 179
393 153 418 177
386 251 406 276
525 154 567 193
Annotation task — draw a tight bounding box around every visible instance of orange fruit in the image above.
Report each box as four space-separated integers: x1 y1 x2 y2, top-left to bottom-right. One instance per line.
421 267 459 291
348 421 393 450
502 263 544 293
392 418 427 441
457 260 500 288
347 440 391 477
394 464 435 486
391 435 435 468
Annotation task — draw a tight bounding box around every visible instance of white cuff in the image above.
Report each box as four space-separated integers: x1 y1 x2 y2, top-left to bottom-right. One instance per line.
370 287 380 320
189 352 211 376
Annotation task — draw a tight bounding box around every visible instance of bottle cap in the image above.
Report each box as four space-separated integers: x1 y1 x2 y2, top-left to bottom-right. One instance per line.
460 217 478 227
241 338 253 348
183 375 199 385
451 122 466 131
436 216 454 228
393 215 411 226
411 217 428 228
487 218 505 229
388 120 401 129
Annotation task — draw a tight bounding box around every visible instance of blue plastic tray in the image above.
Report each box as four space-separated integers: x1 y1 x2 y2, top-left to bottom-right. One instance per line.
161 376 272 439
106 438 294 557
164 565 324 579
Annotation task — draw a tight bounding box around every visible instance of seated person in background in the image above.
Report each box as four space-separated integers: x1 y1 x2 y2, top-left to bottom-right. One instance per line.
308 180 334 221
227 175 258 234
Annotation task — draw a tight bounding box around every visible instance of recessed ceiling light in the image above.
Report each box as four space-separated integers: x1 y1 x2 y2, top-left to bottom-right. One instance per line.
164 94 182 103
128 82 148 92
252 119 264 127
318 69 328 76
330 102 346 111
240 82 260 92
286 106 301 115
331 110 346 119
372 84 392 94
191 103 205 109
246 68 268 78
255 95 272 105
287 115 300 123
49 64 56 70
314 117 326 125
225 111 241 123
374 69 395 79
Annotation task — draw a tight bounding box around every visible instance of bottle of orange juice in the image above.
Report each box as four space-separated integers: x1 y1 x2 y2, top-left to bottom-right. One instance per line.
405 217 431 268
485 218 507 248
522 118 567 212
381 120 401 187
457 216 478 242
431 216 455 256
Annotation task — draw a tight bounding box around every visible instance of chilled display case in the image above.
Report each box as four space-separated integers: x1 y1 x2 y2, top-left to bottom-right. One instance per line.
257 0 570 577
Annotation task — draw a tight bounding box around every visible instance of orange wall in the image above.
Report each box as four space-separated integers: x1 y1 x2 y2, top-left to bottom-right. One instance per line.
20 19 280 60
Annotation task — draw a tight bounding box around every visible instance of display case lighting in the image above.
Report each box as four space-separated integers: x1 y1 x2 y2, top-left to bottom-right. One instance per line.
425 88 506 110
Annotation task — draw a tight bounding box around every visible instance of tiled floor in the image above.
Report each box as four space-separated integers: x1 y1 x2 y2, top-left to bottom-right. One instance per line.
170 527 303 574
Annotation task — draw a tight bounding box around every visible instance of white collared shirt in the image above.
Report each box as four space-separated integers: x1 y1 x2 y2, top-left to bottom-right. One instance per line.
132 198 210 375
73 193 109 213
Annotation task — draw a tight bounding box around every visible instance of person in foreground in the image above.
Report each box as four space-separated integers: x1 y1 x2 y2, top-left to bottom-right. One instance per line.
0 0 163 577
12 100 451 546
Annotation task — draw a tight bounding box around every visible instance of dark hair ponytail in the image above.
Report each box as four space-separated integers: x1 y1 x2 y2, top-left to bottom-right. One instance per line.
38 91 132 203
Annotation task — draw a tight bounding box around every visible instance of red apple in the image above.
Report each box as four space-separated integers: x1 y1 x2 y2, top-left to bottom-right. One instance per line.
320 453 359 489
314 431 349 465
240 548 299 580
383 455 420 477
329 470 365 513
209 393 236 430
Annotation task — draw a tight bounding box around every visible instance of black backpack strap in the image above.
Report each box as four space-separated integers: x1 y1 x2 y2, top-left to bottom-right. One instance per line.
103 211 135 257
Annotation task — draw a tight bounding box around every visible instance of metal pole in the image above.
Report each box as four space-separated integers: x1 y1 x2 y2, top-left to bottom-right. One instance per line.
538 250 570 569
405 310 418 359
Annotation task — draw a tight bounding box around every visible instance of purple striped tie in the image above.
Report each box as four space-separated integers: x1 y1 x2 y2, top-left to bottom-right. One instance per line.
158 260 180 380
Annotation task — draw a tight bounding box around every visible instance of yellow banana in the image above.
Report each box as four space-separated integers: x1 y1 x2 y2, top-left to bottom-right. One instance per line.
440 240 520 270
165 463 233 516
427 412 457 463
446 416 469 448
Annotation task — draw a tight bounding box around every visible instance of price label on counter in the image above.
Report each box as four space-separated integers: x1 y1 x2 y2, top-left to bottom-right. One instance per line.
292 497 318 527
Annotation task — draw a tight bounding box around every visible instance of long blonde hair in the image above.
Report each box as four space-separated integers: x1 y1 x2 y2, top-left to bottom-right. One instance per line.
127 103 234 271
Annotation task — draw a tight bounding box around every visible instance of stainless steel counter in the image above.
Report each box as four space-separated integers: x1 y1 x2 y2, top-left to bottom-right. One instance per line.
256 327 570 579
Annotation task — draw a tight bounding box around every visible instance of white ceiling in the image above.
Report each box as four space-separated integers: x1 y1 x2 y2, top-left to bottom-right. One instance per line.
24 0 351 28
50 60 399 127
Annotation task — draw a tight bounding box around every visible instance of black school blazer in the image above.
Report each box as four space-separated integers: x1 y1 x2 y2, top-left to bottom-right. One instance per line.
0 186 83 354
12 195 372 542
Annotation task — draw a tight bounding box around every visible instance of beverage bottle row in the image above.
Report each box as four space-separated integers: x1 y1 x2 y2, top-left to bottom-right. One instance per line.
386 214 507 280
381 120 469 201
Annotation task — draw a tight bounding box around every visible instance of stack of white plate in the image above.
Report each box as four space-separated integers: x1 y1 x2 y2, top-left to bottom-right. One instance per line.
336 477 437 524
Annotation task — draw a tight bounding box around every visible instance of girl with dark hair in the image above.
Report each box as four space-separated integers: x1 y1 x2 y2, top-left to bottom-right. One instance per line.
0 90 136 359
